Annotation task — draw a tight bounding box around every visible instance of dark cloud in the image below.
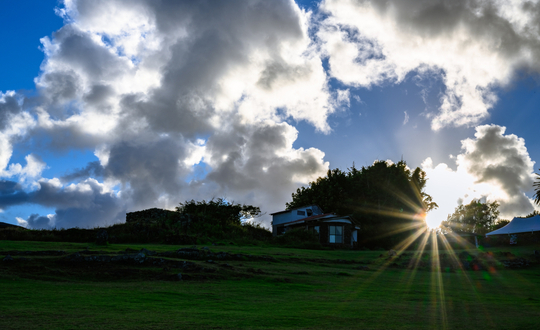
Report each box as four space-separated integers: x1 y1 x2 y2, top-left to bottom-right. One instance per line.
118 92 214 138
38 70 81 107
257 60 314 90
24 213 53 229
0 180 29 209
83 84 115 107
53 192 126 229
103 137 191 208
0 93 22 130
60 161 103 183
0 177 125 229
53 25 129 81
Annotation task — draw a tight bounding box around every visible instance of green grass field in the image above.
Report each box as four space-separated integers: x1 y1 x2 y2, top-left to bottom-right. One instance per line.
1 241 540 329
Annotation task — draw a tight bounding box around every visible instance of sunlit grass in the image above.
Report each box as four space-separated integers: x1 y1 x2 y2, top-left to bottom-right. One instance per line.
430 231 447 329
1 238 540 329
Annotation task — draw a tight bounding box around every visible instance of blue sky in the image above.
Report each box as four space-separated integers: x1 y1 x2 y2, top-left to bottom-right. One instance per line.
0 0 539 229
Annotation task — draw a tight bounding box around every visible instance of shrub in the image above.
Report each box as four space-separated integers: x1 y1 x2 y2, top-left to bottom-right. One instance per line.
273 228 322 249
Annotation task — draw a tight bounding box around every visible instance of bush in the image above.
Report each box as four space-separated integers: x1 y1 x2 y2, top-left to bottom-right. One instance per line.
273 228 322 249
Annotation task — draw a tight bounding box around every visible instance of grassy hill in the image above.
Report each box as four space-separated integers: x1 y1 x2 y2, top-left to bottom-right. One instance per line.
1 240 540 329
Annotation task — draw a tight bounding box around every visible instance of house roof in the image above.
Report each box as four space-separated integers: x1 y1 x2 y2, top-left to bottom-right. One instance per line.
270 205 323 216
282 213 357 226
486 215 540 236
284 213 335 224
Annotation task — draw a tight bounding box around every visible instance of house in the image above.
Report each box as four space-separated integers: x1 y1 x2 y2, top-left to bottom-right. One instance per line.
271 205 360 248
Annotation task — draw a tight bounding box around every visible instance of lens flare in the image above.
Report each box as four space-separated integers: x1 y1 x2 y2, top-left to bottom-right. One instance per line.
425 212 442 229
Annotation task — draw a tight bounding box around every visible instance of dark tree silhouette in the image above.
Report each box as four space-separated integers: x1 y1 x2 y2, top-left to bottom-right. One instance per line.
534 169 540 205
286 160 437 247
175 198 261 238
442 199 500 235
176 198 260 228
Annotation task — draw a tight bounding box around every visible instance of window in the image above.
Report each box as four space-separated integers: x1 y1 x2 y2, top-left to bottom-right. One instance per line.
306 209 313 216
329 225 343 243
297 210 306 216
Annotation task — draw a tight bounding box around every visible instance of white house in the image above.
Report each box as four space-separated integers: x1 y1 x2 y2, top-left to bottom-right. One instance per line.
270 205 360 247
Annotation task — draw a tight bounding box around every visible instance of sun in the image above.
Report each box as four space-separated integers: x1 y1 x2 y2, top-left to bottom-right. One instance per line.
425 212 443 229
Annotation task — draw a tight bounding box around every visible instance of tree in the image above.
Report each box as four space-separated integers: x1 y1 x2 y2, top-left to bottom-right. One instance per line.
176 198 260 235
524 210 540 218
534 169 540 205
491 219 510 231
286 160 437 247
443 200 500 235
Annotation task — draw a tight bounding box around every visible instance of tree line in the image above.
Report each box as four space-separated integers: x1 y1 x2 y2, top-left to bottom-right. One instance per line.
286 160 438 248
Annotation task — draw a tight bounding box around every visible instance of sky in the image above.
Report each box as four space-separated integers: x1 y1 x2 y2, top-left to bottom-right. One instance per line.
0 0 539 229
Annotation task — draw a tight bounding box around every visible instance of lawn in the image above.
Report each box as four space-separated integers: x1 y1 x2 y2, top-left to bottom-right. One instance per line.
1 241 540 329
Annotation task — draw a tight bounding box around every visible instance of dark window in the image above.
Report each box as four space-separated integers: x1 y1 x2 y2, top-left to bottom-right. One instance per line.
297 210 306 216
306 209 313 216
329 225 343 243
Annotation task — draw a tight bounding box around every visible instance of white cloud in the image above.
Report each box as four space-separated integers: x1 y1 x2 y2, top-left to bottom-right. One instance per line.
403 111 409 125
318 0 540 130
352 94 364 104
7 0 538 230
2 154 47 189
423 124 537 224
0 0 341 228
0 92 37 174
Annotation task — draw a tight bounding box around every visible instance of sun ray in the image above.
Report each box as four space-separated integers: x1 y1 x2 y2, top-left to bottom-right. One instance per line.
360 227 429 282
430 231 448 329
440 231 540 309
403 228 431 289
363 221 427 243
437 233 496 327
333 227 432 319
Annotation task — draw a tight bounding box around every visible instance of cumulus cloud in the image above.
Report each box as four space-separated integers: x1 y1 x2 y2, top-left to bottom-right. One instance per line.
5 0 537 230
2 154 47 189
0 0 339 228
423 124 537 223
317 0 540 129
0 91 23 130
0 92 36 172
17 213 55 229
2 177 125 228
457 124 536 216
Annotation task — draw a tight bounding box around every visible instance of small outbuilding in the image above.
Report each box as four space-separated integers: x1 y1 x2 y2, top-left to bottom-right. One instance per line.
271 205 360 248
486 215 540 236
485 215 540 245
